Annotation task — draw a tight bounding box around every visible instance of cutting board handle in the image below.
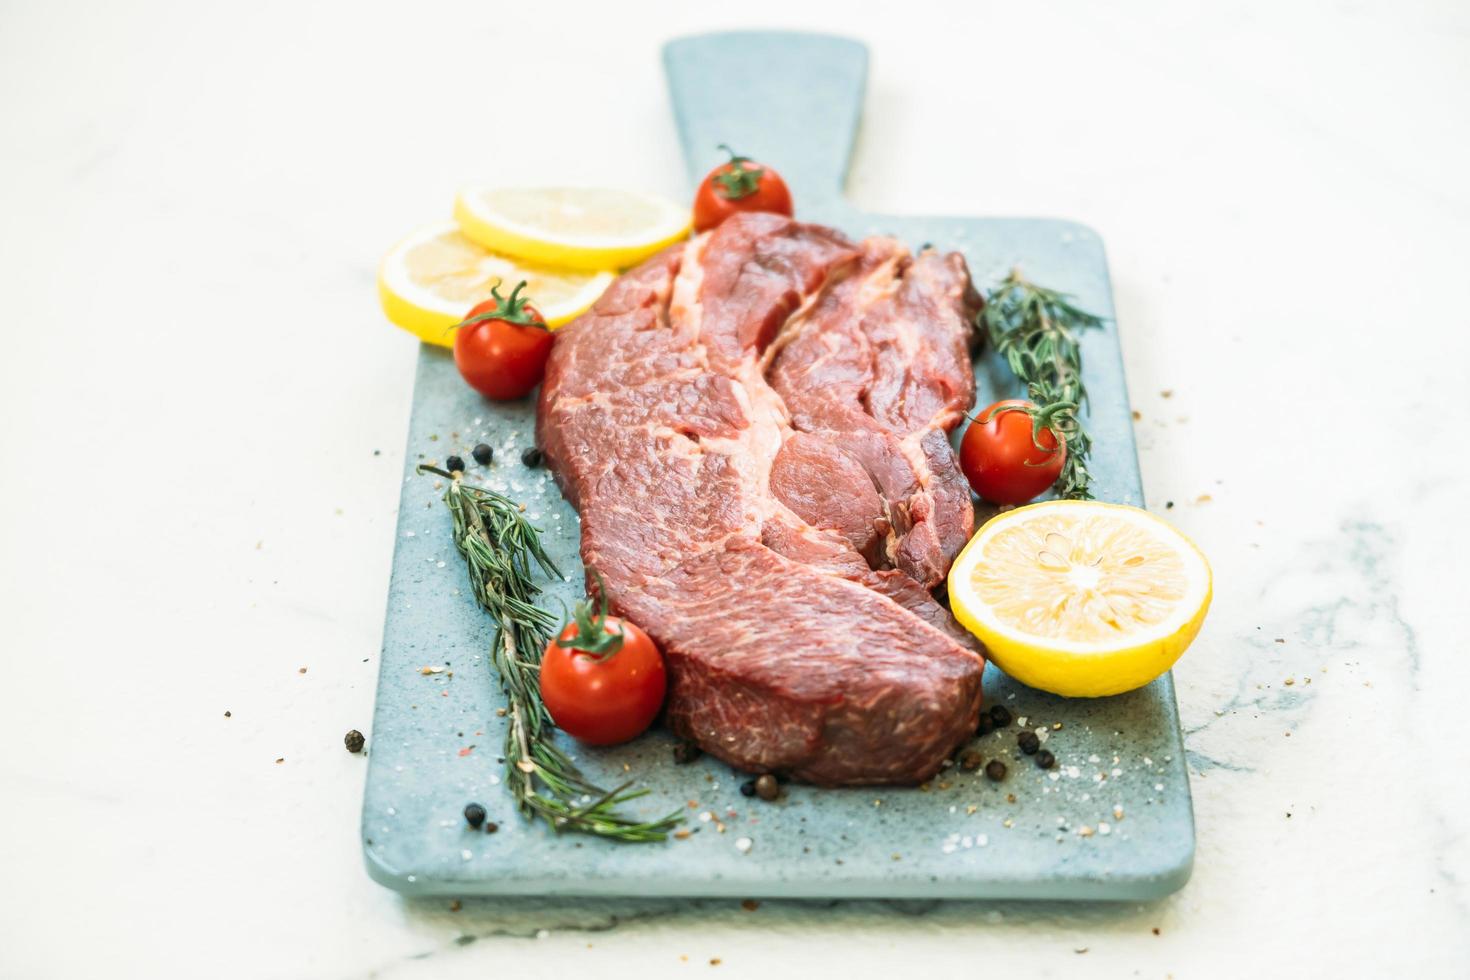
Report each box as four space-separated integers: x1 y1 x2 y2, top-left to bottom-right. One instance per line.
663 31 867 211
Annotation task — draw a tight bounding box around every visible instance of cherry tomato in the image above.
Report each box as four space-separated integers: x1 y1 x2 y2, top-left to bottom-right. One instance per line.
692 144 793 233
540 590 666 746
452 281 553 400
959 399 1067 505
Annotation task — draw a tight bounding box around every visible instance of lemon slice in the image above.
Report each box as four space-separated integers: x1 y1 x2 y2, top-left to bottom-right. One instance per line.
453 187 690 271
948 500 1212 698
377 223 614 346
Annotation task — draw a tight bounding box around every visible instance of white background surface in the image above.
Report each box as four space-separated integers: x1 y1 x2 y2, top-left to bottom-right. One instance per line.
2 0 1468 976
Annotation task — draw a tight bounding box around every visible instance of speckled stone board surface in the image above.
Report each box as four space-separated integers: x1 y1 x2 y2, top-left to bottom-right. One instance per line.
362 31 1194 901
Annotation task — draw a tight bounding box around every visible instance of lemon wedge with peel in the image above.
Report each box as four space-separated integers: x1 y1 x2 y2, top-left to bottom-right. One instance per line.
378 223 614 346
454 187 690 271
948 500 1212 698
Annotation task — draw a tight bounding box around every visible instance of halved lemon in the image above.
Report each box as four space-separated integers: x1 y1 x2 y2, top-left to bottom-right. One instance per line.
948 500 1212 698
377 222 614 346
453 187 691 271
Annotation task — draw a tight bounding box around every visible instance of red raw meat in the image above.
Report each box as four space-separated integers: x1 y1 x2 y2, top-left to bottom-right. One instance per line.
537 212 985 785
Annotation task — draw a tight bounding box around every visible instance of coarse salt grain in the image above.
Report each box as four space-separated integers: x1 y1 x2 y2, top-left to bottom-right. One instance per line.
735 837 753 854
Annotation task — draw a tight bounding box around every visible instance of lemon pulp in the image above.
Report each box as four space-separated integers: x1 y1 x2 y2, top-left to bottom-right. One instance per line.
454 187 690 271
377 223 613 346
948 501 1211 697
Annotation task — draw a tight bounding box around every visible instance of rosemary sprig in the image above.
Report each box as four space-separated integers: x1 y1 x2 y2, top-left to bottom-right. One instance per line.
419 465 682 842
981 269 1107 499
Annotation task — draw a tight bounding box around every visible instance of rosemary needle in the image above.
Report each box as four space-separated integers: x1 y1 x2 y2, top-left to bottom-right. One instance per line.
981 269 1107 499
419 465 682 842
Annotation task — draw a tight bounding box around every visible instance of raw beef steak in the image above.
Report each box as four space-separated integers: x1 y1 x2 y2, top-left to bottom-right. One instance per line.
537 212 985 785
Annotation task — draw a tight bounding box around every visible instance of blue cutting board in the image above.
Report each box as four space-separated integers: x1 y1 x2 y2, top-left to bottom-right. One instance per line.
363 31 1194 900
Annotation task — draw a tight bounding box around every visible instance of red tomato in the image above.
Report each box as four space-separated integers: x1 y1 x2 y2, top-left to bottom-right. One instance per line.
959 399 1067 505
692 144 793 232
452 281 553 401
540 591 666 746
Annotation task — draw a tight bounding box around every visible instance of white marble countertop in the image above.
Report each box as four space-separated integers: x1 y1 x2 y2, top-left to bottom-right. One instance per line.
2 0 1467 976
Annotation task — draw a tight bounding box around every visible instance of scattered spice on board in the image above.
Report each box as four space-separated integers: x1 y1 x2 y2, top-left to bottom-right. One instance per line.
741 899 760 912
959 749 984 772
224 711 231 718
472 443 493 466
463 803 487 829
344 729 366 753
985 760 1007 781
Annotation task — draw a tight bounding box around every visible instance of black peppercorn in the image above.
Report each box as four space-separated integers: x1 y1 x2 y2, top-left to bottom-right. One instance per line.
989 705 1012 728
958 749 984 772
472 443 493 466
521 447 544 468
977 713 994 736
1036 749 1056 770
463 802 486 829
985 760 1007 781
485 821 499 834
1017 731 1040 755
445 455 466 473
755 774 780 801
672 741 702 764
739 779 757 797
344 729 365 753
